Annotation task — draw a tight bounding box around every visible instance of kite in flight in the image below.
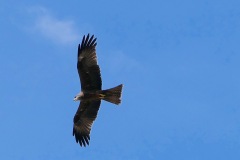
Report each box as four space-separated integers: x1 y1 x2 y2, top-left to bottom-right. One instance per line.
72 34 123 147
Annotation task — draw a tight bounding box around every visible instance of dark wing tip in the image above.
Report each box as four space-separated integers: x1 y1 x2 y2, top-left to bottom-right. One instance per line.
84 34 90 46
81 35 85 47
73 128 90 147
78 34 97 55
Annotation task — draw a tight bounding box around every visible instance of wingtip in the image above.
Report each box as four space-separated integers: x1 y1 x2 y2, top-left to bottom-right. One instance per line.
86 34 90 40
73 129 91 147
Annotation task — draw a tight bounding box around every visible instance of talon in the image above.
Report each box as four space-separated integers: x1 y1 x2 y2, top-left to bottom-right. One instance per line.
99 94 105 98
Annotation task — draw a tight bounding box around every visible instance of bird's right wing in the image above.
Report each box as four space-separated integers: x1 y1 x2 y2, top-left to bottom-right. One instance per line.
73 100 101 147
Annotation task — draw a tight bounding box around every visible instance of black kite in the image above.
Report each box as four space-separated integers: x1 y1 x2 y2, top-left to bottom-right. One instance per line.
72 34 123 147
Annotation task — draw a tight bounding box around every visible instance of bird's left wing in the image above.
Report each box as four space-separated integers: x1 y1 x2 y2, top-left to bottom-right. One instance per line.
73 100 101 147
77 34 102 91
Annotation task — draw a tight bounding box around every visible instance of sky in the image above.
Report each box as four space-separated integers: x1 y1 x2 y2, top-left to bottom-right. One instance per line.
1 0 240 159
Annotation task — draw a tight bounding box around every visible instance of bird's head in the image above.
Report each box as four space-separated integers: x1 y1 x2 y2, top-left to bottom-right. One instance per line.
73 92 84 101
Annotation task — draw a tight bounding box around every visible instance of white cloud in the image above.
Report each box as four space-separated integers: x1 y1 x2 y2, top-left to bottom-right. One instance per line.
28 6 79 44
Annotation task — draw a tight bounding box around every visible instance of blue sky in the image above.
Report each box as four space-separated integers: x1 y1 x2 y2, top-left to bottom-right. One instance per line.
1 0 240 159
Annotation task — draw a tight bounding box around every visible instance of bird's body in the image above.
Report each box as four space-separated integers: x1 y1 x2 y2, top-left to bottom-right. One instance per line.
72 34 123 147
74 91 100 101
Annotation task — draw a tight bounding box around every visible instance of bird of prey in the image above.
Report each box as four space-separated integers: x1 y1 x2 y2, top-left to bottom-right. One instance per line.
72 34 123 147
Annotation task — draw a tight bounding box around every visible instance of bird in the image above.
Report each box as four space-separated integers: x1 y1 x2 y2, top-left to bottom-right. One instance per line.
72 34 123 147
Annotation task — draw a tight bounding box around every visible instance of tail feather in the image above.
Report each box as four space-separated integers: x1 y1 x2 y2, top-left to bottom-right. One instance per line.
101 84 123 105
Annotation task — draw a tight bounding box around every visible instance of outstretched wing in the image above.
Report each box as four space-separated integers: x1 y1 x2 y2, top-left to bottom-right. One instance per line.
77 34 102 91
73 100 101 147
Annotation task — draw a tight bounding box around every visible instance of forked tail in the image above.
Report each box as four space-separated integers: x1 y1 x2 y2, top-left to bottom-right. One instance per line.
100 84 123 105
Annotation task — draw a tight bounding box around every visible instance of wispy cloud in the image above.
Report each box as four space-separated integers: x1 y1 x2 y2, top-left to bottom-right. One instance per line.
28 6 79 45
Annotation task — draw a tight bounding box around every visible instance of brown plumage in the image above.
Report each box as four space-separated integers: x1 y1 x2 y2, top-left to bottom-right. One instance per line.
72 34 123 147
